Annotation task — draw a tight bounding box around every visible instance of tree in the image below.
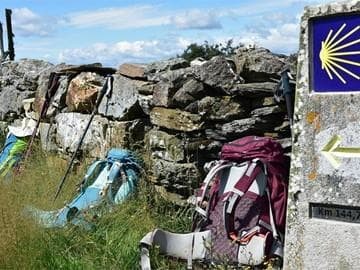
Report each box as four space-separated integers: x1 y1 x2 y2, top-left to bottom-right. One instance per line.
179 40 241 62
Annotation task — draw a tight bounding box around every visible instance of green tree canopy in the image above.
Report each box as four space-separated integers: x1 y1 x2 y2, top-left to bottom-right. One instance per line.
179 40 241 62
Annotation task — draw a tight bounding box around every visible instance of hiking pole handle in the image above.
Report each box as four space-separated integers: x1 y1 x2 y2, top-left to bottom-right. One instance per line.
53 75 113 201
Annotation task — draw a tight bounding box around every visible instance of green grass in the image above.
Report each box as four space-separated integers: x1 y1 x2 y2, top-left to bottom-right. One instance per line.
0 143 192 269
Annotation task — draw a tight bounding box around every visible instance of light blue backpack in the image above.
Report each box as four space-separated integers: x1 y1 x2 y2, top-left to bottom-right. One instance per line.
28 148 141 229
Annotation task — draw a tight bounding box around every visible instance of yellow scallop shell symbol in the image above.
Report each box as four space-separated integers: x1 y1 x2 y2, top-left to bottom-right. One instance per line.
319 23 360 84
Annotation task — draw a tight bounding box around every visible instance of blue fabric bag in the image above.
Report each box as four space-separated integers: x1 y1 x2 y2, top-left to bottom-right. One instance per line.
28 148 141 229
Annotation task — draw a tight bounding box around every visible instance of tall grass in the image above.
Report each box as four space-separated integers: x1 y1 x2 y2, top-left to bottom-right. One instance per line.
0 143 191 269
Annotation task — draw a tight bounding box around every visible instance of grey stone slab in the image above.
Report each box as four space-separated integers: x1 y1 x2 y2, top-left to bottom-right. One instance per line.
284 2 360 269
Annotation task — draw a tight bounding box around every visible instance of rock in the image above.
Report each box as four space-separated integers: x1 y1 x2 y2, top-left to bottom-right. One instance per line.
149 158 200 198
0 121 7 138
251 96 277 109
0 59 54 92
230 82 277 97
59 63 116 76
196 96 250 121
117 63 146 79
151 68 193 107
250 105 285 117
66 72 105 113
105 119 145 149
55 113 109 157
33 63 71 117
194 55 240 92
172 79 205 108
217 118 258 138
0 59 55 120
144 58 189 75
98 74 143 120
46 76 69 116
39 122 58 152
146 129 185 162
232 47 288 82
138 94 153 115
0 86 34 121
152 81 176 107
138 82 156 95
22 98 36 119
217 113 286 140
190 57 206 67
276 137 292 153
150 107 204 132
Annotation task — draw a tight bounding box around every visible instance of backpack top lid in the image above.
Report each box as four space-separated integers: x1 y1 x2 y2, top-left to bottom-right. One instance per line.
106 148 141 172
107 148 133 162
220 136 286 165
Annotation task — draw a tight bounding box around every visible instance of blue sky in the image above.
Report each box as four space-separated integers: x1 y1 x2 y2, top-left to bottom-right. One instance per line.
0 0 331 67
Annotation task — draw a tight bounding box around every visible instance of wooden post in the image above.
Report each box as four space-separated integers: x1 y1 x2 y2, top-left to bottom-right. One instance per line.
0 22 4 60
5 9 14 61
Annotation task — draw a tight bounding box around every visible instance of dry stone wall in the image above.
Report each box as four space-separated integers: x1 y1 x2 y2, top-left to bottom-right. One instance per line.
0 47 295 202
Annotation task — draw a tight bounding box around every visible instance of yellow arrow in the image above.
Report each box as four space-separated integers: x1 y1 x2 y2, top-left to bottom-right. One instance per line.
321 135 360 169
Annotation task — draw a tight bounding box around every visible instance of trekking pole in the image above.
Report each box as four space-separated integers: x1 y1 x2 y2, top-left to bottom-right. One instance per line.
21 72 61 167
53 75 113 201
280 69 294 127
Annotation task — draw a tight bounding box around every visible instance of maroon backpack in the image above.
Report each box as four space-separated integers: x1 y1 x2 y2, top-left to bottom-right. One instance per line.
192 136 289 266
140 136 289 269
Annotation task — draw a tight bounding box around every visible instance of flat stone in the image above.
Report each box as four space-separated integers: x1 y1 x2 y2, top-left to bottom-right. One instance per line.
152 81 176 107
172 79 205 108
105 119 145 150
197 96 250 121
149 158 200 198
55 112 109 158
138 94 153 115
232 47 288 82
39 122 58 152
230 82 277 97
151 68 193 107
98 74 143 120
250 105 285 117
0 86 34 121
146 129 185 162
66 72 105 113
117 63 146 79
137 83 156 95
194 55 240 92
59 63 116 76
251 96 278 108
150 107 204 132
144 58 189 75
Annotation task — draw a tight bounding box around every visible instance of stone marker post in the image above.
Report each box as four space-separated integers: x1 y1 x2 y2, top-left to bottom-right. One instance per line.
285 1 360 269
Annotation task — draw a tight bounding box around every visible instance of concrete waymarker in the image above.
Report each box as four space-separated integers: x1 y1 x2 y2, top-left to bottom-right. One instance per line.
284 1 360 269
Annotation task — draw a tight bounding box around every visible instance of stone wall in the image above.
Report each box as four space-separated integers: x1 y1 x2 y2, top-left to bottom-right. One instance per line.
0 47 295 201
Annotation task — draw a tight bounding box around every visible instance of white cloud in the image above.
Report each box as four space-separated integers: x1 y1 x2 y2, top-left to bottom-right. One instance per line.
12 8 56 37
66 5 222 30
171 10 222 30
65 6 170 29
236 23 300 54
58 37 192 66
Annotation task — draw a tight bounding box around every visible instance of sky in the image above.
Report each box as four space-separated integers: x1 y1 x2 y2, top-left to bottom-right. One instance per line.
0 0 332 67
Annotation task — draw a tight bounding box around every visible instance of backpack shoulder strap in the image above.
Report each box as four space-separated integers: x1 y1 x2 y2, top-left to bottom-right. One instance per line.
223 159 266 242
195 161 233 218
79 160 107 190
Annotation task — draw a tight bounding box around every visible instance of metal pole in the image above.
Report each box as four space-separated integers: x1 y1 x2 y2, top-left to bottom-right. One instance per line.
5 9 14 61
53 75 113 201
